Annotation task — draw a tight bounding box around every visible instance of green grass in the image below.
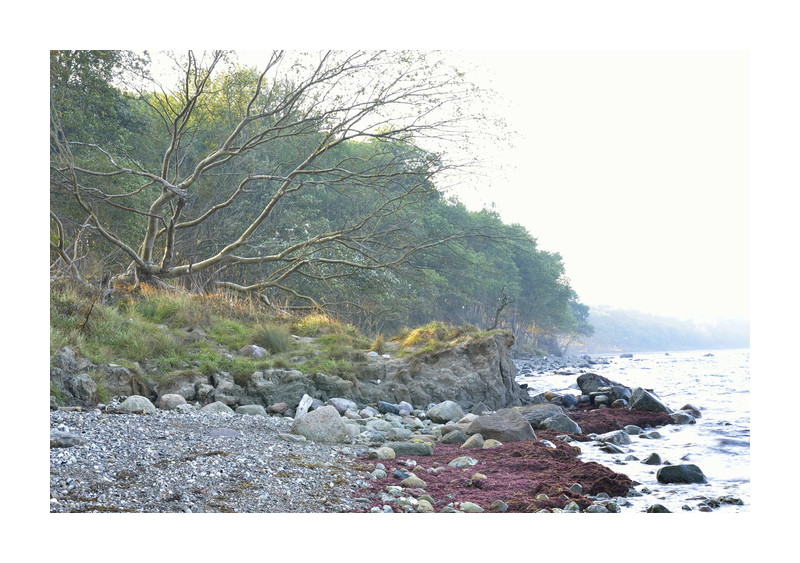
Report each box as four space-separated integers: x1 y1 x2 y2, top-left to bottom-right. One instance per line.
49 280 493 383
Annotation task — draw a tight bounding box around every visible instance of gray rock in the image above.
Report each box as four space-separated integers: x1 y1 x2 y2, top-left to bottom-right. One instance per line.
239 344 269 358
624 425 643 435
513 403 564 428
597 429 632 446
157 394 187 410
646 504 672 513
540 413 582 434
440 429 469 444
489 500 508 512
366 419 393 432
670 412 696 424
641 452 662 465
277 432 307 443
382 441 434 456
236 404 268 417
680 404 702 418
291 405 349 443
50 430 83 448
448 456 478 467
466 408 537 442
386 427 413 441
327 397 358 414
426 400 465 423
461 433 485 449
200 401 235 414
357 332 530 411
576 372 618 394
397 401 414 416
377 401 401 415
629 387 673 413
118 395 157 414
100 364 151 398
657 464 708 484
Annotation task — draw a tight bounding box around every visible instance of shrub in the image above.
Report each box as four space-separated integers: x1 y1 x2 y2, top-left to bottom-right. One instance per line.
251 323 291 354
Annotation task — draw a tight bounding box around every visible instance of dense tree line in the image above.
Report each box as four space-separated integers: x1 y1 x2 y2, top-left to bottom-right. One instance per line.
50 50 591 353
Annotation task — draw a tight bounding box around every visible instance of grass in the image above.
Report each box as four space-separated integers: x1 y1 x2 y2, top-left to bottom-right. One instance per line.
50 280 372 380
391 321 493 356
50 280 495 384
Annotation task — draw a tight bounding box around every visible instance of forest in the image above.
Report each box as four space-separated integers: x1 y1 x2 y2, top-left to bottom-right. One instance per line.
49 50 592 354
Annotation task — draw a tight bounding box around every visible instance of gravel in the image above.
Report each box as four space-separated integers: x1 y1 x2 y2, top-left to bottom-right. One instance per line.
50 407 375 513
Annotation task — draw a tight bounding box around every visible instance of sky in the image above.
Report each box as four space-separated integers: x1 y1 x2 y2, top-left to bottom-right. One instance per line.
440 51 750 321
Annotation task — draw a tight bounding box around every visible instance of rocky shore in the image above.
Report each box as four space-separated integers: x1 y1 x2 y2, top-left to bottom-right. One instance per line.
51 340 740 513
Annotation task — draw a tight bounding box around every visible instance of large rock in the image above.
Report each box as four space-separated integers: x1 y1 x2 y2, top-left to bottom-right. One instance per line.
629 387 673 413
200 401 235 414
514 403 564 428
327 397 358 414
99 364 151 397
657 464 708 484
51 369 97 407
118 395 157 414
157 393 187 410
154 371 209 402
577 372 619 395
540 413 582 434
426 400 465 423
465 408 537 442
383 441 435 456
290 405 349 443
356 332 530 411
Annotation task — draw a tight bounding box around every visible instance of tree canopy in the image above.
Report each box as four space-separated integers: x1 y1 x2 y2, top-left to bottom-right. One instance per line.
50 49 592 354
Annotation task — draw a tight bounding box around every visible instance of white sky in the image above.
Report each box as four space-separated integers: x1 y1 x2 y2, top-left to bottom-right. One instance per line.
443 51 750 321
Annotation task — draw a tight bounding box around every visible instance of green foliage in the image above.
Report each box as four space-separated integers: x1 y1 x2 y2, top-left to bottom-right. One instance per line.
50 50 592 347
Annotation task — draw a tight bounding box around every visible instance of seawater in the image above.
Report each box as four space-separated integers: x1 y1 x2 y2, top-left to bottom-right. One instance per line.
515 348 750 513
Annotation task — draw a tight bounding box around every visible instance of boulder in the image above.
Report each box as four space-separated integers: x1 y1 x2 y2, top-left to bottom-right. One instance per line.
426 400 465 423
657 464 708 484
577 372 618 395
157 394 187 410
268 402 289 414
540 413 582 434
514 403 564 428
239 344 269 358
155 371 208 402
440 429 469 444
118 395 157 414
210 372 246 406
629 387 673 413
461 433 485 449
290 405 349 443
670 412 696 424
54 370 98 407
100 364 151 398
356 332 531 410
200 401 235 414
465 408 537 442
327 397 359 414
597 429 632 446
236 404 268 417
382 441 434 456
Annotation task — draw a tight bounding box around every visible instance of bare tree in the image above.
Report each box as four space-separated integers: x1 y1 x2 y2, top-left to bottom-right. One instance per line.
50 50 499 308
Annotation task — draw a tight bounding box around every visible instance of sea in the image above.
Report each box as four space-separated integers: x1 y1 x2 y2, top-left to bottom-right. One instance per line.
514 348 751 513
